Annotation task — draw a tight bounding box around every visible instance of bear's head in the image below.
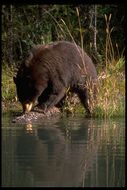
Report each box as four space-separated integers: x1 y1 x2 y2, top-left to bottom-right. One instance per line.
13 73 36 113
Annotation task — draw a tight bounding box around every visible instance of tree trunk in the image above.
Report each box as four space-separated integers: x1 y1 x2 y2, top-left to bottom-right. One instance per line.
93 5 97 53
7 5 13 65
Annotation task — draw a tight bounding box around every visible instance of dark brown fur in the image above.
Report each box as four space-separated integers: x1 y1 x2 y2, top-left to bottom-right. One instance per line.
14 41 98 115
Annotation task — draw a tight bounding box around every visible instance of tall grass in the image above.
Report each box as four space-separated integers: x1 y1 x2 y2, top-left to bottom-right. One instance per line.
60 11 125 118
91 14 125 118
93 57 125 118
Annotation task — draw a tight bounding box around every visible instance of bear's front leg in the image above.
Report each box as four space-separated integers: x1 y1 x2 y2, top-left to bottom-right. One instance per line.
38 87 66 112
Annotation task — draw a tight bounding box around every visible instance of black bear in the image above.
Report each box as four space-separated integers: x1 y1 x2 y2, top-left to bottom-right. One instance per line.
13 41 98 115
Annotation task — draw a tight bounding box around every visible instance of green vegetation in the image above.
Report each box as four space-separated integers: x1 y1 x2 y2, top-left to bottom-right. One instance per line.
2 65 22 112
2 65 15 101
93 57 125 118
2 5 125 118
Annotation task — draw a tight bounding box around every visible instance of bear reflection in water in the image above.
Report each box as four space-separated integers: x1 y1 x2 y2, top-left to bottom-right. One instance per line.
16 119 97 187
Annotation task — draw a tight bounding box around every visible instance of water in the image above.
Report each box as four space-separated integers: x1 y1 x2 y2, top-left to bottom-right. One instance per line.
2 113 125 187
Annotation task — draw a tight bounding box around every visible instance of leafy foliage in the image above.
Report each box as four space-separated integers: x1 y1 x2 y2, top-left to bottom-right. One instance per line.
2 4 125 67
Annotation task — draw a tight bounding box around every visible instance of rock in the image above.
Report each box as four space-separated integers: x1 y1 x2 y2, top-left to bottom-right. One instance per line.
12 107 61 123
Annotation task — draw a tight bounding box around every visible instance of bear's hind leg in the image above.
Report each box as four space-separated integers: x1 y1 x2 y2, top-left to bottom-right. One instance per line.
76 88 91 116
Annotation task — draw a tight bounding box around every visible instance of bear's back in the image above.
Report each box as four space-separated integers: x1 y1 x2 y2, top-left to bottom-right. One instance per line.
26 41 84 68
25 41 97 81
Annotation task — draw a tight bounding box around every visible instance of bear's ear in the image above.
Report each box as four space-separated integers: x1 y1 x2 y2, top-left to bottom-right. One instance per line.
25 52 33 67
13 77 17 84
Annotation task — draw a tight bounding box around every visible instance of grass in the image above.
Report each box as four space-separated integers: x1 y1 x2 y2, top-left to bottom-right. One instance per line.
92 57 125 118
2 65 16 101
2 65 22 112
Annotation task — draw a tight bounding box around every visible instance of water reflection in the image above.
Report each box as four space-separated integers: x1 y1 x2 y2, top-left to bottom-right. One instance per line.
2 116 125 187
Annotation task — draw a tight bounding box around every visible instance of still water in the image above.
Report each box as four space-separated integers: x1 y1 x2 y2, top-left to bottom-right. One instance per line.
2 113 125 187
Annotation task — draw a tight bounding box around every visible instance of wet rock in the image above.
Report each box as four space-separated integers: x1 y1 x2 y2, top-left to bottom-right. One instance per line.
12 107 61 123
